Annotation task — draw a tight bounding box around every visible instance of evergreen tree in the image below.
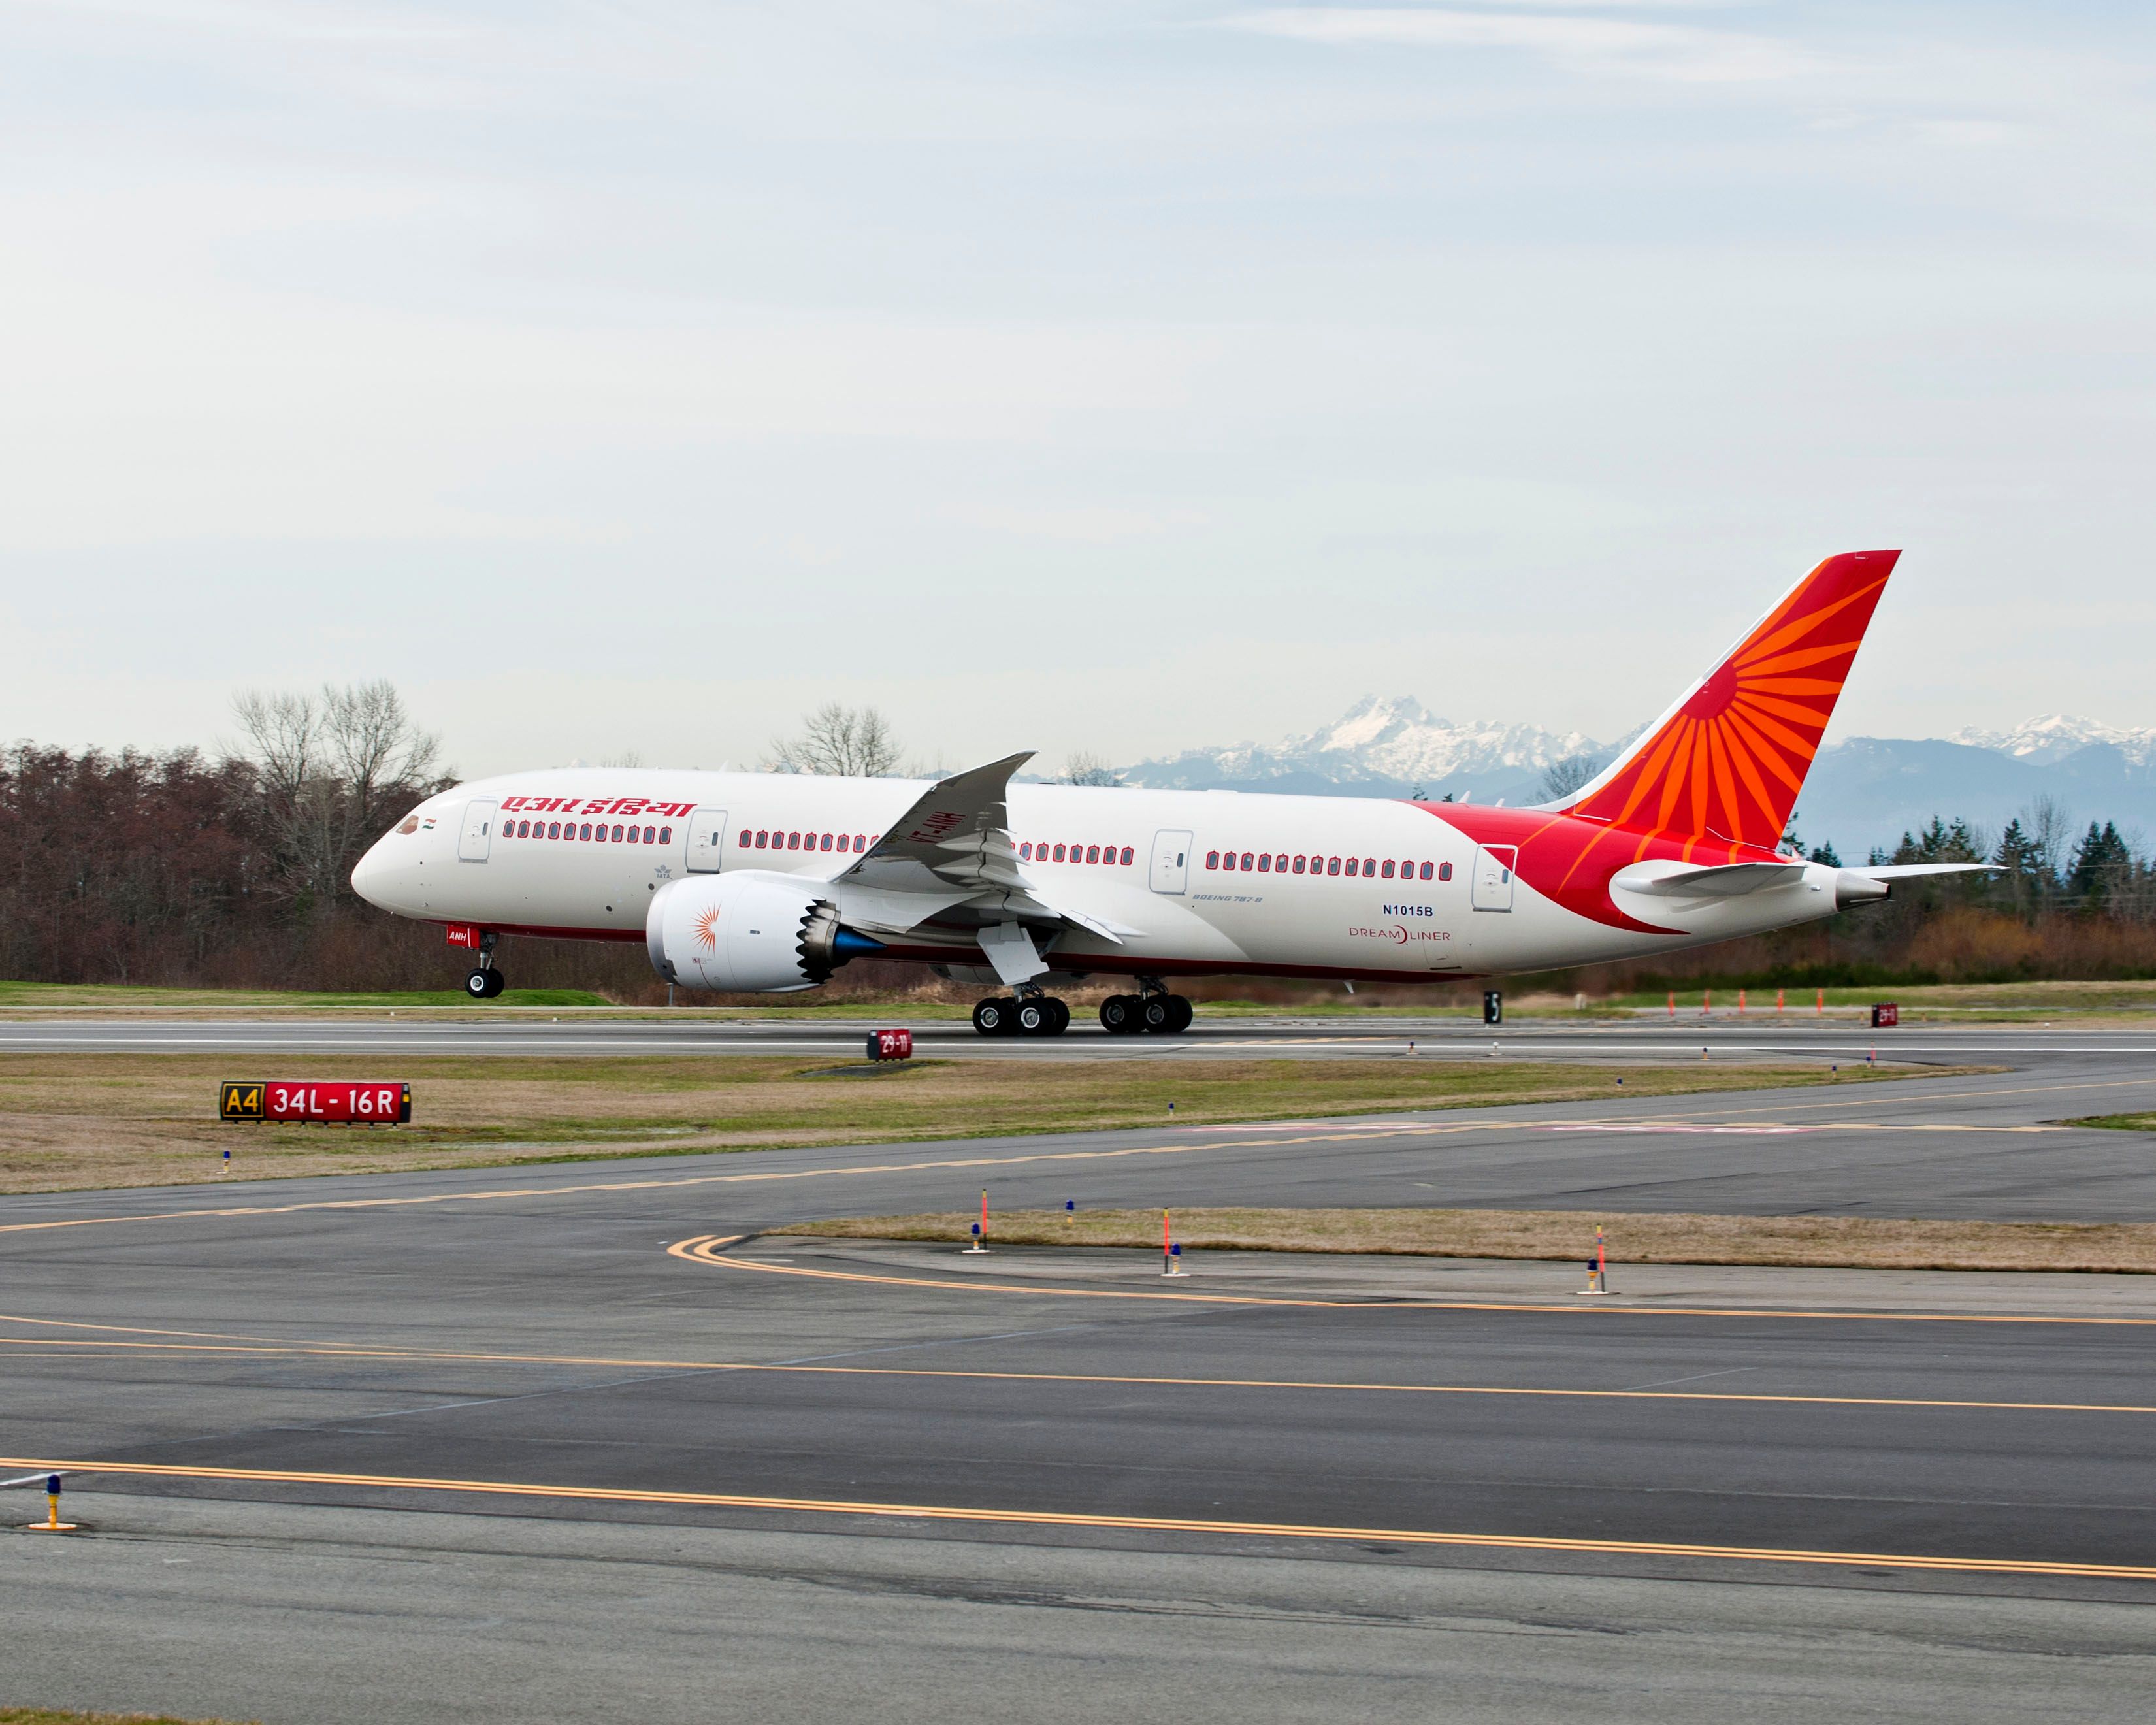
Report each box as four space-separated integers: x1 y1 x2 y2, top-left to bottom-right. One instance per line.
1808 841 1841 868
1991 818 2039 917
2069 821 2134 909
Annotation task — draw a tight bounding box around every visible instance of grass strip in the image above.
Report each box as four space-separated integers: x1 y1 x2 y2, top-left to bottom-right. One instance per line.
0 1055 1943 1194
775 1206 2156 1274
0 1713 255 1725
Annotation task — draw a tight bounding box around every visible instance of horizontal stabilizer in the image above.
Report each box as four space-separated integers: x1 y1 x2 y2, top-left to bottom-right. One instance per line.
1615 861 1808 900
1845 864 1995 880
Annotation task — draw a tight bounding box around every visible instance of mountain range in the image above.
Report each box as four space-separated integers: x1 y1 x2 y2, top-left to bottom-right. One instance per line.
1115 700 2156 857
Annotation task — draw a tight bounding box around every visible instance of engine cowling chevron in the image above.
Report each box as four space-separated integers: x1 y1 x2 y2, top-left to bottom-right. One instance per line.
646 872 883 994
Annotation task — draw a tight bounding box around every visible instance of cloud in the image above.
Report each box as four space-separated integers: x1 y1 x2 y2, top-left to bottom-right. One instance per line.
1226 6 1816 84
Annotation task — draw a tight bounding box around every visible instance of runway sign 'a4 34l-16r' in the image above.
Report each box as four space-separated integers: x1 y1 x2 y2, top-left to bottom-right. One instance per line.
220 1081 412 1123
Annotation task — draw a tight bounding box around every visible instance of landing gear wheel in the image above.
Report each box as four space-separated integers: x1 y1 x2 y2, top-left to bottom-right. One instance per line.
1047 998 1070 1034
1140 994 1192 1034
1016 998 1053 1036
973 998 1019 1037
465 968 505 1000
1099 994 1141 1034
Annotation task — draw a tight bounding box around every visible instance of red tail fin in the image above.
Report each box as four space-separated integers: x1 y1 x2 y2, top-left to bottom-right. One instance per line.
1560 550 1899 852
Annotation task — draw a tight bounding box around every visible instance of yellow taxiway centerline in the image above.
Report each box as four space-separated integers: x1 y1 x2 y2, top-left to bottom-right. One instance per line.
3 1319 2155 1417
668 1236 2156 1326
6 1453 2153 1581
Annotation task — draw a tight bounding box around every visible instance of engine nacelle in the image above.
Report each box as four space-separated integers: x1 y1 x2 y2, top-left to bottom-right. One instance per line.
646 872 882 994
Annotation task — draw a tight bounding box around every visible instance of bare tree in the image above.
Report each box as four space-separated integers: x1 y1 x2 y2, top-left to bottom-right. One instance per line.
766 703 903 777
323 681 440 834
2024 793 2072 904
1538 753 1603 802
1063 752 1124 787
231 681 442 912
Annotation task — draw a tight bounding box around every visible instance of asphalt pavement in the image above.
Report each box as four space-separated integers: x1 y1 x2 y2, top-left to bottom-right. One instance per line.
5 1009 2155 1064
3 1025 2155 1721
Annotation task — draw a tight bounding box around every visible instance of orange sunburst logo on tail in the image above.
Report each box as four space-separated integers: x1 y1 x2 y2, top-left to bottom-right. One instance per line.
1567 550 1898 856
693 907 723 951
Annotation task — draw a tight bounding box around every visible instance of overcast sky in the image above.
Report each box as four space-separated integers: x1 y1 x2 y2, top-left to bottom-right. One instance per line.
3 2 2151 779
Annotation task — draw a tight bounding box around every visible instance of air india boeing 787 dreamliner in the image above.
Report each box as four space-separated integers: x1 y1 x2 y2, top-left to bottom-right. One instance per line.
351 550 1981 1035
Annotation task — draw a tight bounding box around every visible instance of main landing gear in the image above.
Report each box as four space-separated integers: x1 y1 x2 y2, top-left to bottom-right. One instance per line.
1099 991 1192 1035
972 983 1194 1038
973 995 1070 1037
465 931 506 1000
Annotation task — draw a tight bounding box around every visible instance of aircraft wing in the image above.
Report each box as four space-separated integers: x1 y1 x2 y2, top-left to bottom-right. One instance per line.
835 751 1034 898
825 753 1141 948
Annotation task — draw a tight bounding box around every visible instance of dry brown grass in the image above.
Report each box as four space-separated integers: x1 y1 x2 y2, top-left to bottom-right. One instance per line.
0 1713 255 1725
0 1052 1942 1194
776 1206 2156 1273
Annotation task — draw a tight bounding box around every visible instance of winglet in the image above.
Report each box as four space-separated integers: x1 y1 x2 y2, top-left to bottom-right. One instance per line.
1556 550 1899 851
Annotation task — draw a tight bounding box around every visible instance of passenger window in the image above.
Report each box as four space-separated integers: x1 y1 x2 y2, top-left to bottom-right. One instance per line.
1120 846 1133 864
1206 851 1220 868
821 834 834 851
754 831 767 848
857 835 868 851
1420 861 1433 880
660 826 672 844
1053 843 1066 861
1381 860 1395 878
1222 853 1235 871
1292 855 1305 874
1439 861 1453 881
1258 854 1271 872
613 825 625 842
1364 857 1376 875
1086 845 1100 863
739 831 752 847
1327 856 1340 874
1343 858 1357 876
578 823 592 840
546 822 560 839
787 832 800 850
1235 851 1249 870
1020 842 1032 859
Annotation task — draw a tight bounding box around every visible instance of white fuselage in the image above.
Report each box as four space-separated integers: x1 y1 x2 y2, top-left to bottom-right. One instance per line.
353 768 1844 987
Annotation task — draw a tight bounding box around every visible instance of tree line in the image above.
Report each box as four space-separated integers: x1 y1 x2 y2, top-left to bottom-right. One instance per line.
0 697 1120 995
12 694 2153 995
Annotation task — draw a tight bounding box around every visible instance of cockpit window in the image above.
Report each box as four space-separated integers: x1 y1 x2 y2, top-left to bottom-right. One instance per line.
396 815 419 835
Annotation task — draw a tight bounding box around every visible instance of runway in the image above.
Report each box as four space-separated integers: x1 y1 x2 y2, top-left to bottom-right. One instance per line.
5 1009 2156 1066
5 1042 2155 1720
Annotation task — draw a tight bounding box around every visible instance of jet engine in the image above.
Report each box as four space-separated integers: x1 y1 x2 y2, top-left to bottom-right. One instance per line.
646 872 885 993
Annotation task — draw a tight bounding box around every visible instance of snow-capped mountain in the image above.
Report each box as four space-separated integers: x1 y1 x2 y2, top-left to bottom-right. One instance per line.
1949 714 2156 768
1117 702 2156 853
1120 696 1604 804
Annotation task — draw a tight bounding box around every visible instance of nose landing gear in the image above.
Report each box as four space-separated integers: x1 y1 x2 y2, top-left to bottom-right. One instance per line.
464 931 506 1000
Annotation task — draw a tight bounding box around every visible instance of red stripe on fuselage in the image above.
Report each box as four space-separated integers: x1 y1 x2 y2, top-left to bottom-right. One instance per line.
1411 802 1791 934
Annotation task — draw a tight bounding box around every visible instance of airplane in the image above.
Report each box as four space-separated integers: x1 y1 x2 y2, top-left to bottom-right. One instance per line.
351 549 1985 1036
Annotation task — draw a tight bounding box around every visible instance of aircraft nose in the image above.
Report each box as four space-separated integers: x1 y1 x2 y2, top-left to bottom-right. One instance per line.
351 830 401 909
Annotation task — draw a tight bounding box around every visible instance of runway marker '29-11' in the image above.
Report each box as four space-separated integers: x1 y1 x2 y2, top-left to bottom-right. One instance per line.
219 1081 412 1125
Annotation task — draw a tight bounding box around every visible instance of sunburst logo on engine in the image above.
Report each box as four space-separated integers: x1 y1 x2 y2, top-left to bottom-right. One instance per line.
693 907 722 951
